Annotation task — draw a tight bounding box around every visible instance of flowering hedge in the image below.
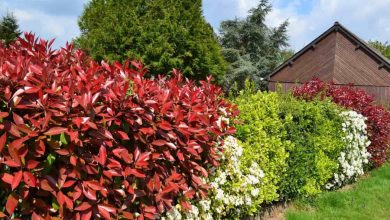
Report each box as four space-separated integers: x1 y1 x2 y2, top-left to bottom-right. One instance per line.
0 34 238 219
193 87 374 218
326 111 371 189
293 79 390 167
163 136 265 220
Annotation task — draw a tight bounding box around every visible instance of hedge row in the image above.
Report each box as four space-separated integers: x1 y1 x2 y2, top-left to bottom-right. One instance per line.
169 85 374 219
293 79 390 167
1 35 388 220
0 34 238 219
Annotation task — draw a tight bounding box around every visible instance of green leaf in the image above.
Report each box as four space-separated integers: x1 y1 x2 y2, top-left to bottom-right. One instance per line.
47 153 56 165
60 132 68 145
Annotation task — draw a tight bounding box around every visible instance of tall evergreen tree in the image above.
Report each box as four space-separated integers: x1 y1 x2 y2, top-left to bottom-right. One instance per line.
219 0 289 92
369 40 390 60
0 13 21 46
76 0 227 81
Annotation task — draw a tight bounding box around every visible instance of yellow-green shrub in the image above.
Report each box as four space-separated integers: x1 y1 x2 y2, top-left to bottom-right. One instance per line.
279 96 346 197
234 90 292 204
234 88 346 201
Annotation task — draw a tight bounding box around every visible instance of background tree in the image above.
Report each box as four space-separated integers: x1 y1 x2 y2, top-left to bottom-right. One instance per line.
0 13 21 46
369 40 390 60
76 0 227 81
219 0 290 92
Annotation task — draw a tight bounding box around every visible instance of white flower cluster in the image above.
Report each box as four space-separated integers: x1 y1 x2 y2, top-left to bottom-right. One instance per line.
326 111 371 189
216 107 230 129
163 136 265 219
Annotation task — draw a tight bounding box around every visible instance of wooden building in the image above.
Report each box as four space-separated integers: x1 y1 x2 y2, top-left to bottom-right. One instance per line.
268 22 390 105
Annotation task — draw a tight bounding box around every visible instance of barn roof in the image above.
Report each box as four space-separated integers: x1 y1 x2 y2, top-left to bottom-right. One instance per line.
267 22 390 80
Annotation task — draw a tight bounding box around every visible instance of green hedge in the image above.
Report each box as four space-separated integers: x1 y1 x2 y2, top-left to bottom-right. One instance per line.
234 90 292 204
234 89 346 200
168 86 371 219
278 95 345 197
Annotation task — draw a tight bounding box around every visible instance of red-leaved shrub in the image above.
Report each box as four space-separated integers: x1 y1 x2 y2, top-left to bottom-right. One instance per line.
293 79 390 167
0 34 238 219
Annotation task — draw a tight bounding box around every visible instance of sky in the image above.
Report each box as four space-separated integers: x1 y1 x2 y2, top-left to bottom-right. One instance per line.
0 0 390 51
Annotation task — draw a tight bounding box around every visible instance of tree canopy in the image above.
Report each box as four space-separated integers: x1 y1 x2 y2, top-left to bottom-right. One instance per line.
369 40 390 60
0 13 21 46
219 0 290 92
76 0 227 81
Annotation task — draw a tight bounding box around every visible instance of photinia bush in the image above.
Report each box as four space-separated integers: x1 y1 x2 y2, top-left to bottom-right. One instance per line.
293 79 390 167
0 34 238 219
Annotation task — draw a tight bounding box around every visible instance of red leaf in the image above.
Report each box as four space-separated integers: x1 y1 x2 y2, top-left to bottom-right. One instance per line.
36 140 45 156
30 64 43 74
26 160 40 169
70 156 77 166
11 171 23 190
0 133 6 153
23 171 36 187
152 140 167 146
13 113 24 125
6 193 18 215
0 112 9 119
98 206 111 220
32 212 43 220
116 131 129 140
40 179 55 192
124 167 146 178
0 212 6 218
158 120 172 131
99 145 107 165
44 127 67 136
9 136 29 150
139 127 154 135
85 180 103 190
82 187 97 200
62 180 77 188
98 203 117 219
56 149 70 155
64 193 74 209
75 202 92 211
81 210 92 220
57 191 65 206
1 173 13 185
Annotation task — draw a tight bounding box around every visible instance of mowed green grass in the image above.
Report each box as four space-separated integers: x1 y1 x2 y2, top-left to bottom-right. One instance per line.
285 163 390 220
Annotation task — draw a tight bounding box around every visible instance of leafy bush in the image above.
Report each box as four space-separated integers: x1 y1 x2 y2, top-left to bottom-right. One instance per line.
326 111 370 189
293 79 390 167
163 88 374 218
279 96 346 197
233 90 292 204
163 136 265 220
0 34 237 219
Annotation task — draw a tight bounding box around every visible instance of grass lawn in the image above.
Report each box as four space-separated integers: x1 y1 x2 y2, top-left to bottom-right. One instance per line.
285 163 390 220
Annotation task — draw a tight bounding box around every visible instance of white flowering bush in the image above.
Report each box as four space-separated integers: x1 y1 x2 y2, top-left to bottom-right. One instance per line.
162 136 265 220
326 110 371 189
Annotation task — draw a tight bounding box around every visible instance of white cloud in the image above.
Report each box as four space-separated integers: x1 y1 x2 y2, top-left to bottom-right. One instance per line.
1 0 390 51
234 0 390 51
12 9 80 47
0 0 83 48
237 0 258 16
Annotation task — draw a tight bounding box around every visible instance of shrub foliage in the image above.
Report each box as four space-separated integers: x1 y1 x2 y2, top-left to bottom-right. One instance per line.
293 79 390 167
279 96 346 197
0 34 237 219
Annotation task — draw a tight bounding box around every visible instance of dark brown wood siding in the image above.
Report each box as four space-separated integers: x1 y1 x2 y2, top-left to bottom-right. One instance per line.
269 26 390 105
270 32 337 83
